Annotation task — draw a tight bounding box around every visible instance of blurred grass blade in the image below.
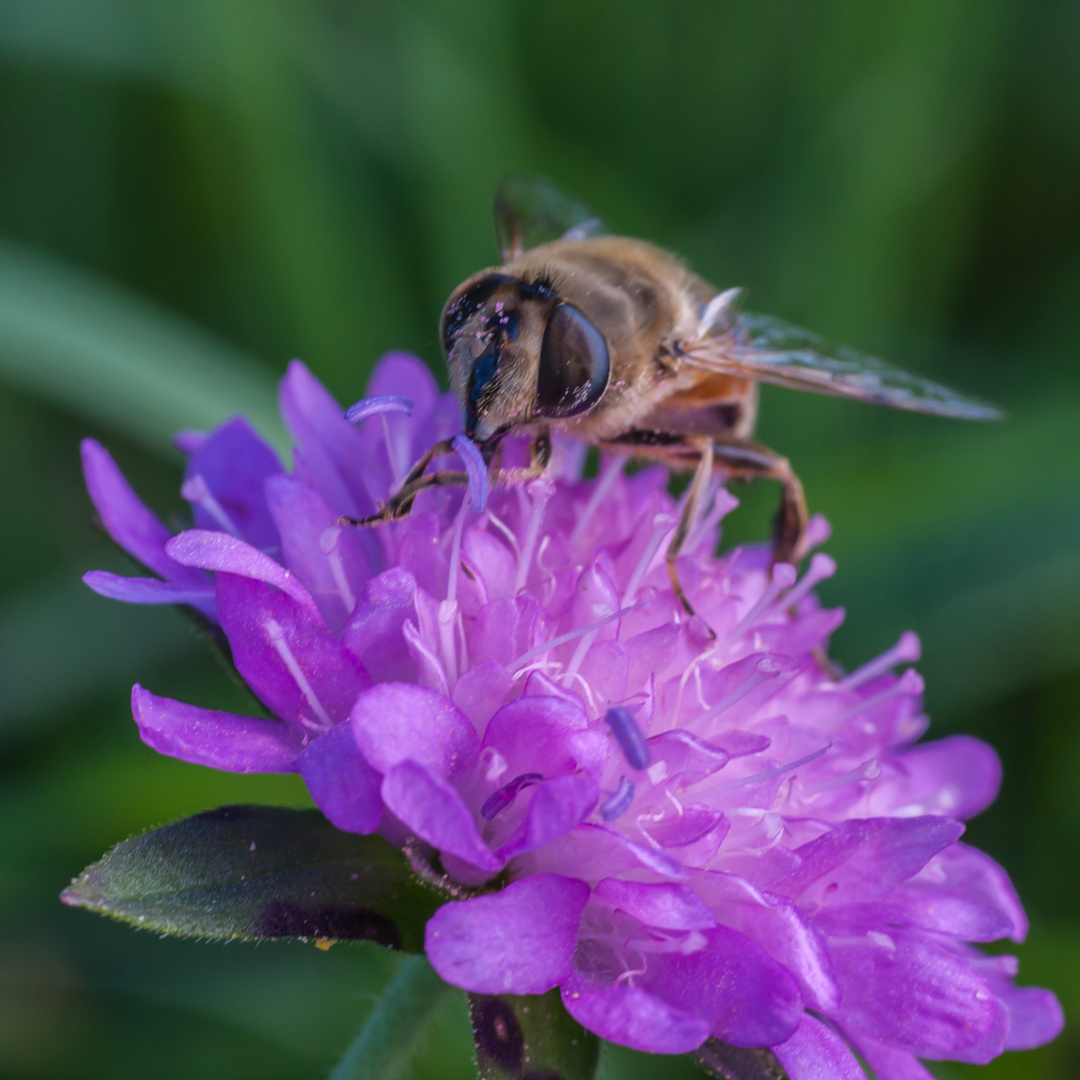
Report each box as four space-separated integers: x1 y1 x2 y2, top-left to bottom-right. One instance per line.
61 805 441 949
0 240 287 455
0 573 196 738
329 956 452 1080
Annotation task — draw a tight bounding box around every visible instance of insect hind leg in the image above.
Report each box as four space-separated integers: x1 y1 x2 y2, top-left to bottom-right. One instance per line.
710 438 809 564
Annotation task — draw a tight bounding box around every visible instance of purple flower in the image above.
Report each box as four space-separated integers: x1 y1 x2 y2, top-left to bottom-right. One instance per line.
83 353 1062 1076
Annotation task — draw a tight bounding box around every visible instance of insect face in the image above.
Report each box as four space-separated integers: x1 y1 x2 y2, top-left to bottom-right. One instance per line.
440 271 611 442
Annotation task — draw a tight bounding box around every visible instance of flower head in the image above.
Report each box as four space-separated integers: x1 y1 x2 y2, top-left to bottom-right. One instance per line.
83 353 1062 1076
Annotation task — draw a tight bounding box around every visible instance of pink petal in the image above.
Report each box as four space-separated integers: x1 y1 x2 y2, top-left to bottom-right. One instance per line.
1001 985 1064 1050
770 816 964 905
166 530 320 615
81 439 207 588
132 684 302 772
342 568 418 684
872 735 1002 820
847 1036 935 1080
298 720 382 834
83 571 216 615
773 1016 866 1080
592 879 716 931
381 760 500 872
353 683 478 778
425 874 588 994
482 695 605 781
265 475 370 631
182 415 282 550
216 573 370 726
693 871 839 1011
495 774 599 861
644 924 803 1047
831 929 1003 1059
279 359 377 519
561 980 709 1054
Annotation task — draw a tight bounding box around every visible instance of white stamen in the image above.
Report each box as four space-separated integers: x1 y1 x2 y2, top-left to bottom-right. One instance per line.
565 669 600 715
381 414 403 485
686 741 833 799
685 485 739 555
402 620 450 697
570 454 625 549
829 669 924 728
445 496 470 605
437 599 459 685
621 513 676 608
514 478 555 594
688 656 784 731
562 630 598 690
511 599 649 673
725 563 797 645
181 474 242 537
612 960 647 989
484 509 521 559
776 553 836 614
805 757 882 794
840 631 921 689
264 618 332 731
319 528 357 615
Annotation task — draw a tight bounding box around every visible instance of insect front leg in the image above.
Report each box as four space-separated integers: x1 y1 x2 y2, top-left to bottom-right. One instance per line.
492 427 552 486
338 438 464 527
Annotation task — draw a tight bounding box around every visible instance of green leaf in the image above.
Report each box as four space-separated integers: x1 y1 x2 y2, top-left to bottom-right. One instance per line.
469 988 599 1080
0 240 287 456
329 956 454 1080
693 1040 788 1080
61 805 441 950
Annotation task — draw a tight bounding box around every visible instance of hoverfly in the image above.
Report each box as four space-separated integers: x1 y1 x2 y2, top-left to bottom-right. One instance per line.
346 177 999 616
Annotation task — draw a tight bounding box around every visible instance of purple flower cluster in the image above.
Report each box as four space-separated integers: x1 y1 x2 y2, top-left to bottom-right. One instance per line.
83 353 1061 1076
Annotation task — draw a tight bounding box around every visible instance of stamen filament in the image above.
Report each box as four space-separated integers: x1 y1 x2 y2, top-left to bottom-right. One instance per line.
840 631 921 690
570 454 625 548
514 479 555 594
511 599 649 673
685 741 833 798
181 475 242 537
621 513 676 608
688 656 784 731
264 618 332 730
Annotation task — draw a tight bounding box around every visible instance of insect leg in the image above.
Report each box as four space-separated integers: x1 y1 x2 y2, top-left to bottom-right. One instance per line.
496 427 552 485
337 437 459 526
665 438 714 619
338 469 470 527
711 439 809 564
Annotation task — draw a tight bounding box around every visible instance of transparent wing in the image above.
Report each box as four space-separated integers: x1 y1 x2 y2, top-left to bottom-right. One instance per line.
682 310 1002 420
493 175 606 262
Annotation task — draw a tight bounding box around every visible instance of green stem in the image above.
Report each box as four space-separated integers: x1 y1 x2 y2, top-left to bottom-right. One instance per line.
468 988 599 1080
693 1038 788 1080
329 956 451 1080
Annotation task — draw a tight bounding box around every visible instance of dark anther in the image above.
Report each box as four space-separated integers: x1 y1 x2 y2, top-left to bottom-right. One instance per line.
481 772 544 820
604 706 650 770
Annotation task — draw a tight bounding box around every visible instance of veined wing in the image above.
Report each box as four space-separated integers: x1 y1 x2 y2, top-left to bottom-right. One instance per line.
493 175 605 262
681 310 1002 420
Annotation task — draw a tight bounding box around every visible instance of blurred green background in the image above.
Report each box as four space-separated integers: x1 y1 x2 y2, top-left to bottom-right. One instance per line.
0 1 1077 1077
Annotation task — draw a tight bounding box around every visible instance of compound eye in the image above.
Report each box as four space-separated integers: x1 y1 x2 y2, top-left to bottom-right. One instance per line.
535 303 610 418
